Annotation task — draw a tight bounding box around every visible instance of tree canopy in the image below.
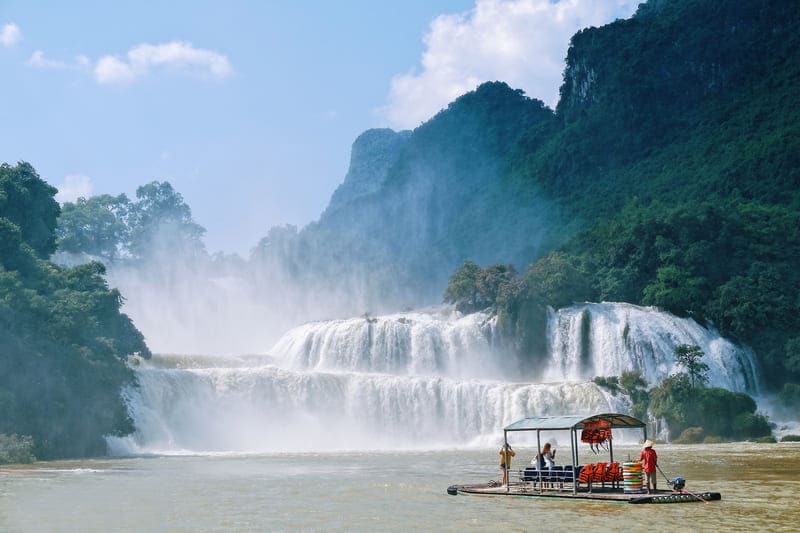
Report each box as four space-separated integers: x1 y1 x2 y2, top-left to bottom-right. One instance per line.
1 162 150 461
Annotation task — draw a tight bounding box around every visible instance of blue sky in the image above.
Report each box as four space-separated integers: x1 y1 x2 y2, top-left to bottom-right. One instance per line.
0 1 638 255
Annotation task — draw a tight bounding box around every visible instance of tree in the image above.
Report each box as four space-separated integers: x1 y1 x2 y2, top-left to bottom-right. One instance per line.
127 181 206 259
0 162 60 258
443 260 482 313
674 344 709 388
477 264 518 307
642 264 709 315
520 251 592 308
56 194 131 261
0 161 150 459
444 261 519 313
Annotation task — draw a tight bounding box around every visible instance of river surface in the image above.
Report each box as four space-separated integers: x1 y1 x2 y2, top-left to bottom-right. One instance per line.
1 443 798 532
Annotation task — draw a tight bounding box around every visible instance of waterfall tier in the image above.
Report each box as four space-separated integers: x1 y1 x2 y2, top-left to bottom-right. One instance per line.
110 357 625 454
113 303 760 454
545 303 759 392
270 309 512 379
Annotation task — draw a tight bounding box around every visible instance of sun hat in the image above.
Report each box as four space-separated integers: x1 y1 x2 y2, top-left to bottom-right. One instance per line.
643 439 655 448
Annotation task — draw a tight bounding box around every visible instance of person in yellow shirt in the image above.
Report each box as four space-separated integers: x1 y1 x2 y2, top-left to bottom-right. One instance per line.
499 443 515 486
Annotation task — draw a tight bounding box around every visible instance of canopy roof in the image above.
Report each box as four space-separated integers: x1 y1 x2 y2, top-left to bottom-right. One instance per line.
504 413 645 432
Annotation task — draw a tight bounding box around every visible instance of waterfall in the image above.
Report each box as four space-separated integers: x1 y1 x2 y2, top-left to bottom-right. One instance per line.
271 308 515 379
111 303 760 454
544 303 759 392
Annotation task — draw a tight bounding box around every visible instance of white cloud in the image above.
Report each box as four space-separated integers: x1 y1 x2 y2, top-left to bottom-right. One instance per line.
55 174 93 204
380 0 639 129
1 22 21 47
94 55 136 84
94 41 233 85
28 50 92 71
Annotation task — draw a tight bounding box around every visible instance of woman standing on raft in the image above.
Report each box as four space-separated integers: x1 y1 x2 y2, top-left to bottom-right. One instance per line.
499 443 515 486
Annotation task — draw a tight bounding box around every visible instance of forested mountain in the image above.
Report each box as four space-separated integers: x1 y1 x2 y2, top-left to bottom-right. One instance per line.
272 0 800 393
0 163 150 461
41 0 800 452
257 82 566 312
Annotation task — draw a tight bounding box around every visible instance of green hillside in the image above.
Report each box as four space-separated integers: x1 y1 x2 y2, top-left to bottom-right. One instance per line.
287 0 800 392
456 0 800 392
0 163 150 461
35 0 800 454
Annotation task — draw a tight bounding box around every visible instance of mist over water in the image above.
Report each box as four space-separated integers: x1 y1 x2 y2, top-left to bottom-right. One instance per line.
110 303 762 455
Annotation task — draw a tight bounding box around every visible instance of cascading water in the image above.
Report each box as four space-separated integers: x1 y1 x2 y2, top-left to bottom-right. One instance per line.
110 303 760 454
271 309 514 379
545 302 759 392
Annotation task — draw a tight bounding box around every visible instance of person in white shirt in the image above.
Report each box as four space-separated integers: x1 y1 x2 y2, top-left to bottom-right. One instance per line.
532 442 556 469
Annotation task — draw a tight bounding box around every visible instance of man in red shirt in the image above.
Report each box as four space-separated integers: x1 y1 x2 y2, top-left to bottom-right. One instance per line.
639 439 658 493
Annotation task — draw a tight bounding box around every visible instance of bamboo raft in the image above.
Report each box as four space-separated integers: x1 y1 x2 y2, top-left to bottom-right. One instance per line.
447 482 721 504
446 413 722 505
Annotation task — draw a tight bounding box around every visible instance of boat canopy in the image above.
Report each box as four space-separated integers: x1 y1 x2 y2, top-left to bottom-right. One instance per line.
504 413 645 432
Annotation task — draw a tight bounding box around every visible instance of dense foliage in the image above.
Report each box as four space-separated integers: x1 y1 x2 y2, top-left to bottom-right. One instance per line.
56 181 206 263
45 0 800 444
649 375 770 441
0 162 150 462
591 346 771 441
443 0 800 398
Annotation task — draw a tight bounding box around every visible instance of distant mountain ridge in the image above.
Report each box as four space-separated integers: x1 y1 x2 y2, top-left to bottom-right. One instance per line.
271 0 799 307
261 82 564 311
49 0 800 392
252 0 800 391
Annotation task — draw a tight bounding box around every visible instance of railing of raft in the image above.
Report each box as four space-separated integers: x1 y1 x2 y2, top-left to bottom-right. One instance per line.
517 465 581 491
518 462 624 492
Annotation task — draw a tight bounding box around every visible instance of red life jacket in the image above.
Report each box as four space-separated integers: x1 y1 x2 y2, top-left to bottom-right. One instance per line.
581 421 612 453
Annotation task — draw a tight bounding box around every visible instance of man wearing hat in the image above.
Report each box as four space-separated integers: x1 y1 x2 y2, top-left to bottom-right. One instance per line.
639 439 658 494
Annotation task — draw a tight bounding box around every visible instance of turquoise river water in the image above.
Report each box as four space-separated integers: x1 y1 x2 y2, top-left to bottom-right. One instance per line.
1 443 798 532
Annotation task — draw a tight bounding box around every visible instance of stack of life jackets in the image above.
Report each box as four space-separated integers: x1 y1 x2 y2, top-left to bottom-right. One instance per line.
581 420 612 453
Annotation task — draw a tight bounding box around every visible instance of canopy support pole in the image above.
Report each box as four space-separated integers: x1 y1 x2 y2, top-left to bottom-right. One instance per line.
503 430 509 493
536 430 542 489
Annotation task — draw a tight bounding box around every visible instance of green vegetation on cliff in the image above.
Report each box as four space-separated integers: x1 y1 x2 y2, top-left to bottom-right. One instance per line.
0 162 150 462
443 0 800 396
591 345 771 441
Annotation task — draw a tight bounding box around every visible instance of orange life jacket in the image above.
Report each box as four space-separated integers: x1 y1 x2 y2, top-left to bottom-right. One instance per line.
581 421 612 453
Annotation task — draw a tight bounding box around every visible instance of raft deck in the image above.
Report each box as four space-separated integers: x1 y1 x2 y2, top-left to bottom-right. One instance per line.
448 482 721 504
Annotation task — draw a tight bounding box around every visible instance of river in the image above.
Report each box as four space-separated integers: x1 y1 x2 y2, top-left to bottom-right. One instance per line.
2 443 798 532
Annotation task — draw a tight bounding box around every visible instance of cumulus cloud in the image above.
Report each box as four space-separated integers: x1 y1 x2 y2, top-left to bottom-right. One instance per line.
380 0 639 129
55 174 93 204
94 41 233 85
1 23 21 47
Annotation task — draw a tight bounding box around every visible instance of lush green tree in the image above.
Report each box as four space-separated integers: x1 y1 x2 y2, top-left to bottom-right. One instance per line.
477 264 518 307
519 251 592 308
0 162 60 258
0 162 150 460
674 344 709 388
0 434 35 464
649 373 693 436
127 181 206 259
650 373 770 440
642 265 709 316
54 180 207 263
443 260 518 313
443 260 483 313
56 194 131 261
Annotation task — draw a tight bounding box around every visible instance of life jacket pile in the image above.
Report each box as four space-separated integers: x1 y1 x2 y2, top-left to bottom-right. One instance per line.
581 421 612 453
